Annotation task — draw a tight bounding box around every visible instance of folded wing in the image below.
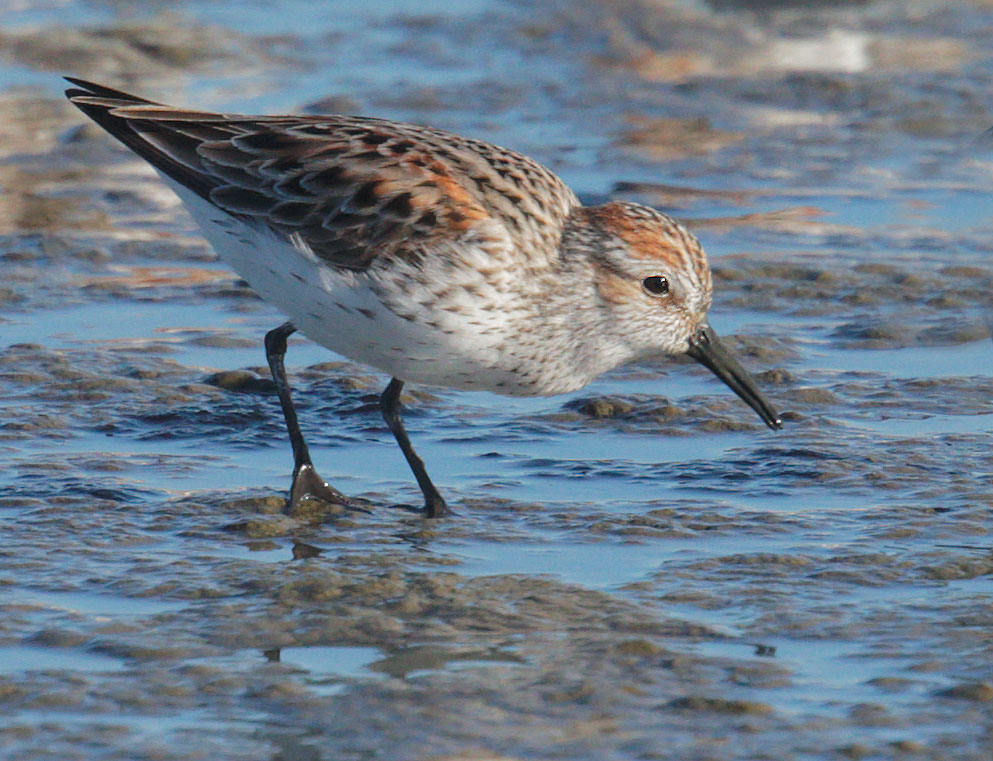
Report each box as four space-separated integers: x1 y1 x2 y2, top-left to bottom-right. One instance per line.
66 78 576 272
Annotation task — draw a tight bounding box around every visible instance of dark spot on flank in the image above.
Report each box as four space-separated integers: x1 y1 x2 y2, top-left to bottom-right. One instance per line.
361 132 390 145
357 308 375 319
391 141 414 155
352 181 379 208
418 211 438 227
448 210 467 226
354 150 383 161
292 272 306 283
334 301 352 314
383 193 413 217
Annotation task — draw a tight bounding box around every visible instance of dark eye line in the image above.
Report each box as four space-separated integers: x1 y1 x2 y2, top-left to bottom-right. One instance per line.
642 275 669 296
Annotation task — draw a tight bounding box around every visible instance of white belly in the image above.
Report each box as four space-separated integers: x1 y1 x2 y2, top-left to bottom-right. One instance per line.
166 182 555 395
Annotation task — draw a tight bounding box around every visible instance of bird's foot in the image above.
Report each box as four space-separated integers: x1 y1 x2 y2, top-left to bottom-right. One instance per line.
385 494 451 518
285 463 356 517
423 492 451 519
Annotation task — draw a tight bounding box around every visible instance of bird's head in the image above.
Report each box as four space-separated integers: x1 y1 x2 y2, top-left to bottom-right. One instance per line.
577 201 782 429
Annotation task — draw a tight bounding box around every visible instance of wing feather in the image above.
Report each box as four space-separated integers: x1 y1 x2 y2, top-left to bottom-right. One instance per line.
65 78 578 271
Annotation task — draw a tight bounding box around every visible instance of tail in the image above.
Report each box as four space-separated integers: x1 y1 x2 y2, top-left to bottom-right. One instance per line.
64 77 221 200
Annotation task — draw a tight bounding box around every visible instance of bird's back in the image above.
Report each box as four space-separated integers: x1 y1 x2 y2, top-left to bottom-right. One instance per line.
65 78 579 274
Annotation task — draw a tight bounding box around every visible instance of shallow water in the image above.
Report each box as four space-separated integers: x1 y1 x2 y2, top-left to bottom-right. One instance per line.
2 0 993 759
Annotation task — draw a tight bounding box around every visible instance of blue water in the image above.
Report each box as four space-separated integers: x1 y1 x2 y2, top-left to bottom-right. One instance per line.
2 0 993 758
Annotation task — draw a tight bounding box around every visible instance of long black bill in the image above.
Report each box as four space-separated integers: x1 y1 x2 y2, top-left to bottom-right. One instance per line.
686 325 782 430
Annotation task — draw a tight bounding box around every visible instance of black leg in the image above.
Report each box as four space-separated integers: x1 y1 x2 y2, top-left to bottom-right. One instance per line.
264 322 350 511
379 378 449 518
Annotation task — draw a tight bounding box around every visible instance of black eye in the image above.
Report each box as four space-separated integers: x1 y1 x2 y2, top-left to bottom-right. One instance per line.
642 275 669 296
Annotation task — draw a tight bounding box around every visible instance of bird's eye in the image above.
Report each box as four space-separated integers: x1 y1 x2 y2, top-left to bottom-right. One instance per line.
642 275 670 296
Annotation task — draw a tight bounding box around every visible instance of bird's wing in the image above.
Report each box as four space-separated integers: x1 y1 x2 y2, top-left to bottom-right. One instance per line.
65 78 577 271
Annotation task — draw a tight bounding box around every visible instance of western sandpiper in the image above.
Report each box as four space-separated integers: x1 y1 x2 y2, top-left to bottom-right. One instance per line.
66 77 781 518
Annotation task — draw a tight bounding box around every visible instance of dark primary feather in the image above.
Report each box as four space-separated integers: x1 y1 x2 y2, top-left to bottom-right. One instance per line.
65 78 578 271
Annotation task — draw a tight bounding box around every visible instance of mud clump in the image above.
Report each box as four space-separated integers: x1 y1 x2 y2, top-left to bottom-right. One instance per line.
665 696 774 715
935 683 993 702
205 370 276 394
570 396 635 419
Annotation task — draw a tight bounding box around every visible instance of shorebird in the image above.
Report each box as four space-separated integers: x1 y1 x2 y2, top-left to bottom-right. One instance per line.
66 77 781 518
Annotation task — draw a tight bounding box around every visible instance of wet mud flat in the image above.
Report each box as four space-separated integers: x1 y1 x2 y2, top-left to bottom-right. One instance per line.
2 0 993 759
